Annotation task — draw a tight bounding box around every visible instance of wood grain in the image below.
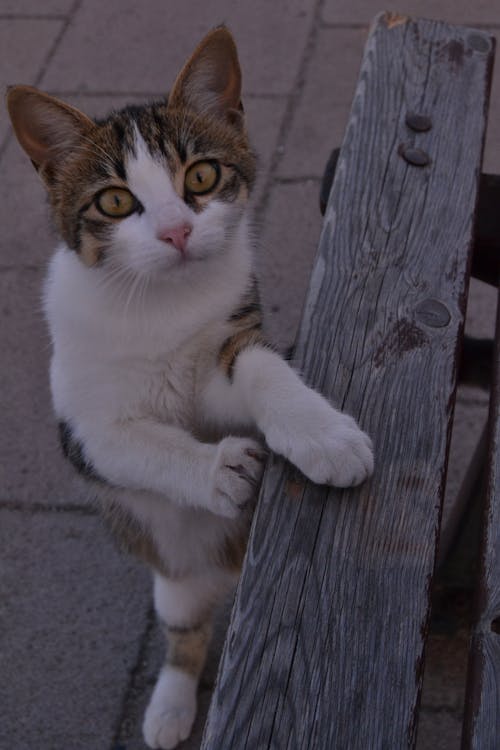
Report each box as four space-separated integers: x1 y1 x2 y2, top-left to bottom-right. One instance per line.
463 292 500 749
202 13 495 750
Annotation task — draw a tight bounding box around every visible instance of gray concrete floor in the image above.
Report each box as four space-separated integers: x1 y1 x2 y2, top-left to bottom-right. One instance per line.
1 2 499 749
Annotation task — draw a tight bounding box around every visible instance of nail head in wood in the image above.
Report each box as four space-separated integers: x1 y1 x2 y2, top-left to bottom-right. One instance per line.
399 144 431 167
405 112 432 132
467 33 491 53
415 299 451 328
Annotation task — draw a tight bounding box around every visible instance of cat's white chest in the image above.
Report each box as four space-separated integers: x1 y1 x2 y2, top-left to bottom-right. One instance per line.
137 353 198 427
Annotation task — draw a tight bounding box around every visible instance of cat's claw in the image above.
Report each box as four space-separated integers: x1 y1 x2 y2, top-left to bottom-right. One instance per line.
209 436 266 518
266 411 374 488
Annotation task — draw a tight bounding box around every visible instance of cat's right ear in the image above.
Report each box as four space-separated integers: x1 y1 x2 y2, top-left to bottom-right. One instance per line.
6 85 94 183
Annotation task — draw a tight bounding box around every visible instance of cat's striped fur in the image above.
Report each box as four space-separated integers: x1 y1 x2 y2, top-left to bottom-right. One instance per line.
7 27 373 750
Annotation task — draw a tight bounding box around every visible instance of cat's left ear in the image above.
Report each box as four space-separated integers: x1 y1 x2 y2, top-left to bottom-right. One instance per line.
168 26 244 129
6 85 94 184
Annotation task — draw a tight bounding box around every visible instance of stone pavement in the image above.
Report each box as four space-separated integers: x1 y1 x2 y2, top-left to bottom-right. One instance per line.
0 2 499 749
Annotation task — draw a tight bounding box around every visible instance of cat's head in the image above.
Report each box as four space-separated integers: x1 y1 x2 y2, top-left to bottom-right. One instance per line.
6 27 256 280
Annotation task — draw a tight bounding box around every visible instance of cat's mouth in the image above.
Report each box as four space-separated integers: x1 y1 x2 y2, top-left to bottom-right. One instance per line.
153 246 207 276
170 246 199 265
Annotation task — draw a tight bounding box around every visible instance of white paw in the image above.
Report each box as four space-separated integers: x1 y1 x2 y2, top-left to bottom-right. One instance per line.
208 436 266 518
143 668 197 750
266 409 374 488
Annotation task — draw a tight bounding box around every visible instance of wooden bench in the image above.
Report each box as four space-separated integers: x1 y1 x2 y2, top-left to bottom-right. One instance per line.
200 13 499 749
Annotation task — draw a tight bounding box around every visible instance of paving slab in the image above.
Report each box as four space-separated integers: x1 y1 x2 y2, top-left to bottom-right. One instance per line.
322 0 500 26
0 266 87 507
40 0 314 96
0 508 151 750
245 97 289 205
465 277 498 339
277 27 366 179
0 18 64 144
0 140 54 268
257 180 323 351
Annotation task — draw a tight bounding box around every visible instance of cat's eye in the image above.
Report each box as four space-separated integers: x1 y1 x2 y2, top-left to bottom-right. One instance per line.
95 187 137 218
184 161 220 195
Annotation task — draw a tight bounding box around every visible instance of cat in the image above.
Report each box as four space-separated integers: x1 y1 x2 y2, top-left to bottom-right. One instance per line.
7 26 374 750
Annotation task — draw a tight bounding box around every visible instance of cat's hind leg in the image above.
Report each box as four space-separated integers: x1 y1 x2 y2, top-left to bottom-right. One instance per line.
143 569 236 750
143 623 209 750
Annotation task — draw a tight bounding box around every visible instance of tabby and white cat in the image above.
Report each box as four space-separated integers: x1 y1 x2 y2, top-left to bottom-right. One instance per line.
7 27 373 750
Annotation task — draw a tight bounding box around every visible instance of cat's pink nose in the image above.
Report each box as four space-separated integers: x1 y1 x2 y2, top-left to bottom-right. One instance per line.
158 223 192 253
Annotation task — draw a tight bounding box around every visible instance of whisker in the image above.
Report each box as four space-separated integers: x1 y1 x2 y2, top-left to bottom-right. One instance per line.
122 268 149 321
96 262 139 306
78 135 119 172
60 138 119 178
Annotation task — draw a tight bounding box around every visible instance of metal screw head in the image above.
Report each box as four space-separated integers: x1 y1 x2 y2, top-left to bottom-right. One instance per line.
467 33 491 53
405 112 432 132
415 299 451 328
398 144 431 167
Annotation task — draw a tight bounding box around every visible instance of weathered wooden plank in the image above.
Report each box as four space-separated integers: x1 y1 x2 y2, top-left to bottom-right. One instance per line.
463 293 500 749
202 13 495 750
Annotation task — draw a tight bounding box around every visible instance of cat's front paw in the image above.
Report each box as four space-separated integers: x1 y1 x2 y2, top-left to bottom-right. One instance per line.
267 410 373 488
143 668 197 750
208 436 266 518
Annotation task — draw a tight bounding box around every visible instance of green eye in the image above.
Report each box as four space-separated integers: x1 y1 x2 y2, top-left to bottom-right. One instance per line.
185 161 220 195
95 187 137 218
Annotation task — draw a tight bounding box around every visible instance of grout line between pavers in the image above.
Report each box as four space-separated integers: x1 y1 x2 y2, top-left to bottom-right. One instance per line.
254 0 328 224
456 395 490 407
320 21 370 30
456 388 490 407
43 89 289 100
0 499 97 515
245 92 289 100
0 264 43 272
46 90 167 99
111 603 157 749
0 14 69 21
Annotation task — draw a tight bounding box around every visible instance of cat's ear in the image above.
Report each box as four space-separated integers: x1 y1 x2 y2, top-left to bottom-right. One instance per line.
168 26 244 128
6 85 94 182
